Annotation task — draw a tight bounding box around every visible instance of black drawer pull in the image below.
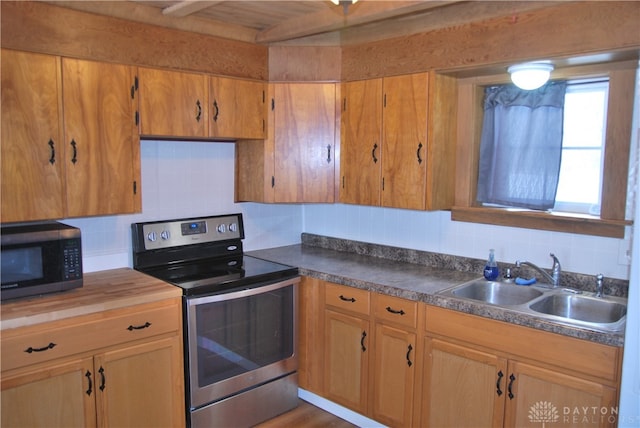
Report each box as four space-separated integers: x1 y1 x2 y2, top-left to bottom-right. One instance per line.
48 139 56 164
361 331 367 352
339 295 356 303
127 321 151 331
25 342 56 353
406 344 413 367
508 373 516 399
85 370 93 396
386 306 405 315
496 370 504 396
99 366 106 391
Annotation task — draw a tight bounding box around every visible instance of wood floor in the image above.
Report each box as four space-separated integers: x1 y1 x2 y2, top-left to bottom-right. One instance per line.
254 400 358 428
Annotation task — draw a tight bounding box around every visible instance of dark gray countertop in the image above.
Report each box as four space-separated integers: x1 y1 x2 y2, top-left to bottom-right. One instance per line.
248 235 626 347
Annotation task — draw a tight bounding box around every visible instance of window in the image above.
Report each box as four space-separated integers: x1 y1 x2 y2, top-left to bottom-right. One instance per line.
452 62 636 238
554 80 609 215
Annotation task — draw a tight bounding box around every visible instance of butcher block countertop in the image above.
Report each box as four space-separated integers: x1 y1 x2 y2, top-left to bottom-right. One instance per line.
1 268 180 331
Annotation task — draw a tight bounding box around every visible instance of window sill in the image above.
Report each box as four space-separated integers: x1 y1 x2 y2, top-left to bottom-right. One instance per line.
451 206 631 238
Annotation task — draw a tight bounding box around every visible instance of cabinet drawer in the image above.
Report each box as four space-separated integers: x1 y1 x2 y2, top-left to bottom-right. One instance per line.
1 300 181 373
325 283 370 316
374 294 418 328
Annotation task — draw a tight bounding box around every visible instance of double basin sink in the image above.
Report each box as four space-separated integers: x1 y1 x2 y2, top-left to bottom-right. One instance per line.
439 279 627 333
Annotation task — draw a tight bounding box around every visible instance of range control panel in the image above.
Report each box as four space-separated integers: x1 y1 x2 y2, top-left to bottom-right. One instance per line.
133 214 244 251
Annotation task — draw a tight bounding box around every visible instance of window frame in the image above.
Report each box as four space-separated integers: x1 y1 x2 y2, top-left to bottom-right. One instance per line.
451 60 637 238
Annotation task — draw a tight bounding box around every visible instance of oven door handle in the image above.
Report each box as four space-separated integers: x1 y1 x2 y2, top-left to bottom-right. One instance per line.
187 276 300 306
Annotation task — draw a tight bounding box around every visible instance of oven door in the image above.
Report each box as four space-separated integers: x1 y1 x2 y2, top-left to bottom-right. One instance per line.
185 276 299 409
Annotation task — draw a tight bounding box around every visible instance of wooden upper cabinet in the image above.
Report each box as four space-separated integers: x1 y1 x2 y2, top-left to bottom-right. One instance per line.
62 58 139 218
340 72 457 211
1 49 65 222
1 51 140 222
138 67 208 138
209 76 266 139
273 83 336 203
340 79 383 206
382 73 429 210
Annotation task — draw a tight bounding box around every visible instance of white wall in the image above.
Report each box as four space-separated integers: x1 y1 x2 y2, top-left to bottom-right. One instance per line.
303 204 632 280
64 140 303 272
68 138 633 280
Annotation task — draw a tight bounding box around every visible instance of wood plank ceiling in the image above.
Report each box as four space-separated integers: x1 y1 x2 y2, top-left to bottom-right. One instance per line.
43 0 564 46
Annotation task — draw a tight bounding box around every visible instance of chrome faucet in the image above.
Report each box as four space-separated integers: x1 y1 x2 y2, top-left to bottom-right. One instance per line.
595 273 605 297
515 253 561 287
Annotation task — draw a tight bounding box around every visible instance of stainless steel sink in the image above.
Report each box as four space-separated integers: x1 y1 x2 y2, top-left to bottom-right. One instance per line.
447 280 544 306
439 277 627 333
528 294 627 324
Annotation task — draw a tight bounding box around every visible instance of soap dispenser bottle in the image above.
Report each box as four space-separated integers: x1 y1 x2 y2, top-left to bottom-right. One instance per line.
484 249 499 281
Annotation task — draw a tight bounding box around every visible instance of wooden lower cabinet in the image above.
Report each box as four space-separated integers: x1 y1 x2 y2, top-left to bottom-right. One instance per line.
298 278 622 428
324 309 370 414
423 338 507 427
504 361 618 428
95 336 184 428
423 305 621 428
1 357 97 428
1 299 185 428
372 323 416 427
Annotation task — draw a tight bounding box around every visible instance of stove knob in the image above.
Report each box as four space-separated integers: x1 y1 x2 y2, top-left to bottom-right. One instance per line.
217 224 227 233
147 231 157 242
161 230 171 240
229 223 238 233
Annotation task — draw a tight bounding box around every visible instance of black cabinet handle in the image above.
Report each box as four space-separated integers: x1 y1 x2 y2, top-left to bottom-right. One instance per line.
213 100 219 122
372 143 378 163
361 331 367 352
25 342 56 353
85 370 93 396
48 139 55 164
326 145 332 163
386 306 405 315
339 295 356 303
508 373 516 399
127 321 151 331
417 142 423 164
70 139 77 164
98 366 106 391
496 370 504 396
195 100 202 122
406 344 413 367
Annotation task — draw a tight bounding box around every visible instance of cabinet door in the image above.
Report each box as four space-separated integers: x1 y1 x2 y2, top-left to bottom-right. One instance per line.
273 83 336 203
210 76 266 139
1 357 96 428
62 59 139 217
298 277 325 394
1 49 65 222
324 309 370 414
138 67 208 138
371 323 416 427
381 73 428 210
423 338 507 428
504 361 618 428
340 79 383 206
95 336 185 428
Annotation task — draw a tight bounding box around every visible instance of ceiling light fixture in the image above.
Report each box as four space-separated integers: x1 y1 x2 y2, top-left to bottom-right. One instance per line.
331 0 358 15
507 62 554 90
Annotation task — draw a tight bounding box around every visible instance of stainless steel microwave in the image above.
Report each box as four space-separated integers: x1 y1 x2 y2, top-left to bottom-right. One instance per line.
1 222 82 301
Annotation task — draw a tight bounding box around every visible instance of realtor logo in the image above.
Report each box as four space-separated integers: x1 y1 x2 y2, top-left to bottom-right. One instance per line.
529 401 560 427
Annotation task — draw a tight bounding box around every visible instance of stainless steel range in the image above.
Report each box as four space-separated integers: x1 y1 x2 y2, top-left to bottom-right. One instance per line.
131 214 299 428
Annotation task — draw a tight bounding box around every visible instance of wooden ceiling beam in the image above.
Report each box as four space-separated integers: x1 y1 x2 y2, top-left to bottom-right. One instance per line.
255 1 464 44
162 1 225 17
